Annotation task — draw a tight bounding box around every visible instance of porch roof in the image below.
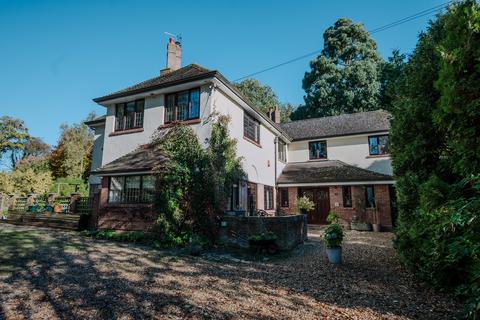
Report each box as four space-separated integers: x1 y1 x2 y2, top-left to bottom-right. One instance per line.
91 144 167 176
277 160 394 186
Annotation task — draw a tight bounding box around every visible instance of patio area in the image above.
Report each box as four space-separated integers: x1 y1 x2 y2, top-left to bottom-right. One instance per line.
0 224 461 319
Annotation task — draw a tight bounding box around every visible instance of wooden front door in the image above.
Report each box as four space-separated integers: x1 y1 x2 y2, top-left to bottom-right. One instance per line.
300 187 330 224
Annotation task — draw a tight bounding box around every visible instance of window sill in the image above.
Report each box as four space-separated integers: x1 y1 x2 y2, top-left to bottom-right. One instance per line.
308 158 329 162
243 136 262 148
160 118 201 129
366 154 390 159
109 128 144 136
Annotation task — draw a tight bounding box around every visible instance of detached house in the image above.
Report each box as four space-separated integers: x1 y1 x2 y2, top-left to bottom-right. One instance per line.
86 38 396 231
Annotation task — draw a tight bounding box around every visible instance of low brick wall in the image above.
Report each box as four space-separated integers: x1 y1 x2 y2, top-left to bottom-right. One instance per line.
96 204 156 231
218 214 308 251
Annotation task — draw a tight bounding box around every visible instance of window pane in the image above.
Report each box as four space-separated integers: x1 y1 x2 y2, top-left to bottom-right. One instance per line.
109 177 125 203
135 100 144 113
369 137 379 155
177 91 189 121
378 135 389 154
342 186 352 207
125 176 141 203
280 188 289 207
142 175 155 202
165 95 175 122
189 89 200 119
365 185 375 207
309 141 327 159
244 113 260 143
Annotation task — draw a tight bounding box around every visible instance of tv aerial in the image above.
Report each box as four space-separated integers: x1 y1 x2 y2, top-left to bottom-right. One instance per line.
164 32 182 44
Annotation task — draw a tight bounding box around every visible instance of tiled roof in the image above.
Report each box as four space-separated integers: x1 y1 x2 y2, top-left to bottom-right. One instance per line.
277 160 393 185
93 64 217 103
280 110 391 141
84 115 106 126
92 144 167 175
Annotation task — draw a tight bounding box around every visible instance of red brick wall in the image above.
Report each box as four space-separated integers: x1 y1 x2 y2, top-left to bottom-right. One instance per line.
97 204 156 231
329 185 393 229
277 187 298 214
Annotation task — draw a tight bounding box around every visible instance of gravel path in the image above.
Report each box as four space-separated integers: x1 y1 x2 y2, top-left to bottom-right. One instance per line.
0 224 461 320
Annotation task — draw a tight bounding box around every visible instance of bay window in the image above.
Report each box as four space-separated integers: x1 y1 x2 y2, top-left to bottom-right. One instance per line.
108 175 155 203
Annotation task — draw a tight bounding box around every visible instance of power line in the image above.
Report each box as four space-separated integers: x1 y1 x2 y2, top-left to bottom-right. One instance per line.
233 1 453 82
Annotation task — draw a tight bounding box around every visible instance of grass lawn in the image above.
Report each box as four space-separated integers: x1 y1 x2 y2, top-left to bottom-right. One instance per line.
0 224 461 320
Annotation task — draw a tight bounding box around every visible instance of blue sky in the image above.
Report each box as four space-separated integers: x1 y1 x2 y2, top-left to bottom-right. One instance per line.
0 0 446 146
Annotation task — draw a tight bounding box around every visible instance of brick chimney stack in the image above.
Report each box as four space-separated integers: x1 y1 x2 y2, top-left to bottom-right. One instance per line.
268 106 281 124
161 37 182 75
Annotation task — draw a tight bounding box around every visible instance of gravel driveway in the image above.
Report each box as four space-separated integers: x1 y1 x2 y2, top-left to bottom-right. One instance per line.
0 224 460 320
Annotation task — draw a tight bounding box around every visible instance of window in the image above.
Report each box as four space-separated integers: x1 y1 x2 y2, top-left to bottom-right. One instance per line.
115 99 144 131
342 186 352 207
278 140 287 162
365 185 375 208
164 88 200 123
244 113 260 144
108 175 155 203
369 135 389 155
280 188 289 207
309 140 327 160
264 186 274 210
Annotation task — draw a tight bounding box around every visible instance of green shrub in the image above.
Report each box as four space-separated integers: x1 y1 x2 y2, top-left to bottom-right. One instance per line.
323 224 344 248
326 211 339 224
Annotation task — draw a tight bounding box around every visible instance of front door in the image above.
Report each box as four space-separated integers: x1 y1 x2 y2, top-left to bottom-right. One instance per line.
300 187 330 224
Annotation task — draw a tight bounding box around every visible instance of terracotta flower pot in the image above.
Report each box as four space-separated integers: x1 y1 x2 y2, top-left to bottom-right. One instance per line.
53 204 62 213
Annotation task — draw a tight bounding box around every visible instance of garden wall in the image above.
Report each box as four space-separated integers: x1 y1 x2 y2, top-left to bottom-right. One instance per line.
218 214 308 251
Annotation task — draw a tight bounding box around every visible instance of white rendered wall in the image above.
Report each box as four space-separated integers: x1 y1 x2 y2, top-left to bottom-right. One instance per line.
100 85 212 166
287 134 393 175
88 125 105 185
212 89 277 187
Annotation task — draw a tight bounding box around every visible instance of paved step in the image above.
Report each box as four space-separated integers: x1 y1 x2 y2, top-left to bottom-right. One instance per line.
1 213 81 230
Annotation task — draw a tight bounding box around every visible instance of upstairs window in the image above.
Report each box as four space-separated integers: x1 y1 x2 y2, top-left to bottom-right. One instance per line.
342 186 352 207
244 113 260 144
369 134 389 155
309 140 327 160
264 185 274 210
165 88 200 123
278 140 287 162
115 99 144 131
365 185 375 208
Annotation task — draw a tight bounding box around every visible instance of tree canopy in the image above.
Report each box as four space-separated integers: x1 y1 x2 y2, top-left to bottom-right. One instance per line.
234 78 294 123
391 1 480 317
0 116 30 168
292 18 383 119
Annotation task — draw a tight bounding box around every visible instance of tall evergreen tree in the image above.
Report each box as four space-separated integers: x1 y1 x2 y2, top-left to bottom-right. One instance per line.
379 49 407 112
292 18 382 119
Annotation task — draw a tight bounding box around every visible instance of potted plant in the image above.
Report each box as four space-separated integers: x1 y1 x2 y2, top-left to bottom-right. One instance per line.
372 199 381 232
53 202 62 213
324 223 344 264
296 195 315 215
248 232 278 254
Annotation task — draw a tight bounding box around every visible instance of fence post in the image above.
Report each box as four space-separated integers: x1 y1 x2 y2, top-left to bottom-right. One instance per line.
69 192 81 214
26 193 36 210
7 194 16 212
47 193 58 206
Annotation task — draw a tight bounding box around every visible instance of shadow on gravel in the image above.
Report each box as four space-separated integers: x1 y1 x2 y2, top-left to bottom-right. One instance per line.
0 226 461 319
